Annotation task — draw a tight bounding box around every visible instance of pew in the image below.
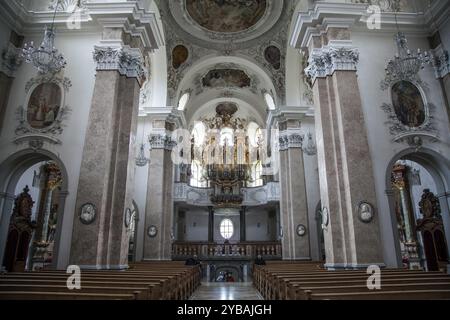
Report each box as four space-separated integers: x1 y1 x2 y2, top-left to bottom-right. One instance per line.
253 262 450 300
0 261 201 300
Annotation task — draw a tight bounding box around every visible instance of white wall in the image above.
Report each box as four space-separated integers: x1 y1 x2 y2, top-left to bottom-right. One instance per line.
352 31 450 267
0 31 101 269
246 208 271 242
184 209 209 242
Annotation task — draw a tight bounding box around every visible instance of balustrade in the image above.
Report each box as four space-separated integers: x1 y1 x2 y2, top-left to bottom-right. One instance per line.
172 241 282 260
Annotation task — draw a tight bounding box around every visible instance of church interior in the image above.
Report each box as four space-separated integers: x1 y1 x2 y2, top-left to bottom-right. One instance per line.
0 0 450 301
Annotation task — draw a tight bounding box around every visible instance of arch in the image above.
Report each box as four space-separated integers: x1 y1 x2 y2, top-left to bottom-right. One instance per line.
128 200 139 263
188 97 265 128
176 55 278 114
0 149 69 270
384 147 450 270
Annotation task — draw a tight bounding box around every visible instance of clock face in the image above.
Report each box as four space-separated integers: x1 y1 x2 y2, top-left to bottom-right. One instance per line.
297 224 307 237
148 225 158 238
379 0 391 11
80 203 96 225
358 202 374 223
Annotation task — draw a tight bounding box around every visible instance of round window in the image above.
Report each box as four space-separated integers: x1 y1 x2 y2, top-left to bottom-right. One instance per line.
220 219 234 240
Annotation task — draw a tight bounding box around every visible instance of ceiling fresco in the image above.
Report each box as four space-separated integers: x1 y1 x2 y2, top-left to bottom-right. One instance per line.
202 69 252 89
185 0 267 33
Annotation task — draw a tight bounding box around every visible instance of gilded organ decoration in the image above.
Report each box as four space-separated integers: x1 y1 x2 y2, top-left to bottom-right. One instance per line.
188 103 264 207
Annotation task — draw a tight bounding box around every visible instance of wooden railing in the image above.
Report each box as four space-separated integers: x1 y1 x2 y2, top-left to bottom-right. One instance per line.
172 242 282 260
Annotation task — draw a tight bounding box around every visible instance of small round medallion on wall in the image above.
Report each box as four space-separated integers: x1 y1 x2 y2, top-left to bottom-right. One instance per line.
147 225 158 238
358 202 375 223
296 224 307 237
80 203 96 225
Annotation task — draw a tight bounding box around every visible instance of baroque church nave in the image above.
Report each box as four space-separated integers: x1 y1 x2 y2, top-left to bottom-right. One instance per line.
0 0 450 301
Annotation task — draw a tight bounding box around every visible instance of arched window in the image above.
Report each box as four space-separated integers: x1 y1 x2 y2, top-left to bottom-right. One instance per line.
248 161 263 187
192 122 206 146
247 122 262 147
178 92 190 111
220 219 234 240
220 127 234 146
264 93 276 110
190 160 207 188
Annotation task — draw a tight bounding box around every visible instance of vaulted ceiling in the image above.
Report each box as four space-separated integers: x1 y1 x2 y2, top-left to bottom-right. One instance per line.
155 0 295 124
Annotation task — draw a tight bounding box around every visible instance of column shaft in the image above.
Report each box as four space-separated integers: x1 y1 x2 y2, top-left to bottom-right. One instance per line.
70 71 140 268
143 143 175 260
208 207 214 243
0 73 13 132
240 208 246 242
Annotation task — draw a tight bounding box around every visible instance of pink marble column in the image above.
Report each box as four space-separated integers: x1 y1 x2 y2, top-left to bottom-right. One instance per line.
143 123 175 261
277 120 311 260
70 46 144 269
306 35 384 268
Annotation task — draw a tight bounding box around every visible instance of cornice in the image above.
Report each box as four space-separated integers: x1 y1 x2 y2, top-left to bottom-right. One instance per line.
0 0 163 50
290 0 450 50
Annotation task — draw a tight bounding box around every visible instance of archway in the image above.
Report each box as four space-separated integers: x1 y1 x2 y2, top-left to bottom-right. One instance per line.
127 201 139 263
385 148 450 272
0 149 69 271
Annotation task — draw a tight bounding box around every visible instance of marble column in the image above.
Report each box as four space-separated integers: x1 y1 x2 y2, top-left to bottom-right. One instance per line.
208 207 214 243
277 120 310 260
143 121 176 260
240 207 246 242
70 45 145 269
177 210 186 241
305 33 383 268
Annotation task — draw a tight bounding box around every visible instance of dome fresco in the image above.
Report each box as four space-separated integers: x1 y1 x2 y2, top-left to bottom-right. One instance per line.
185 0 267 33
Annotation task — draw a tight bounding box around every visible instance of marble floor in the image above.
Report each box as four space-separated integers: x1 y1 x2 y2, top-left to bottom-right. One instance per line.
190 282 264 300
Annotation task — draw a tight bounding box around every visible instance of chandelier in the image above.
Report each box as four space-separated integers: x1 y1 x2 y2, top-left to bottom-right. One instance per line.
21 1 67 74
135 143 150 167
382 33 430 88
381 6 431 89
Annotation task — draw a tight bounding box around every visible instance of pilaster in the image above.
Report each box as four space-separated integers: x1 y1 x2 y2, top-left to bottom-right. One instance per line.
70 30 147 269
143 116 177 260
276 117 310 260
306 31 384 269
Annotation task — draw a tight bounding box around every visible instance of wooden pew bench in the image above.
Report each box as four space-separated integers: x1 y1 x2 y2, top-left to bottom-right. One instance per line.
0 291 137 300
306 289 450 300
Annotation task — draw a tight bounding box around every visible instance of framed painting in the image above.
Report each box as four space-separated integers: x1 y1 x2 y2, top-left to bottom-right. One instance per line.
16 74 71 136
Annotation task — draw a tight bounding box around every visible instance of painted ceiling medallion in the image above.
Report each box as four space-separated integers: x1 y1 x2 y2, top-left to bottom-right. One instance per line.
202 69 251 88
186 0 267 33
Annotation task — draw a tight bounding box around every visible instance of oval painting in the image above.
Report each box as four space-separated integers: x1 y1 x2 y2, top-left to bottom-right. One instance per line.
264 46 281 70
186 0 267 33
27 83 62 129
391 81 426 127
172 45 189 69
